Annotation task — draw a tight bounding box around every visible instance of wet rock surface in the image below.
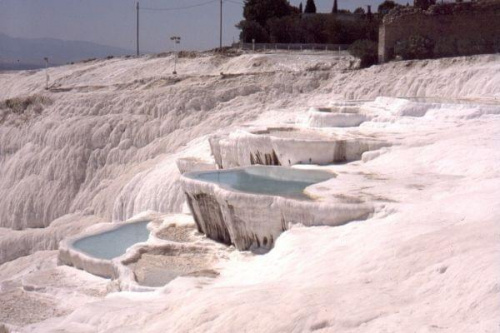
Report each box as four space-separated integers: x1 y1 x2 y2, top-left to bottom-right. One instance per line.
155 224 196 243
129 246 218 288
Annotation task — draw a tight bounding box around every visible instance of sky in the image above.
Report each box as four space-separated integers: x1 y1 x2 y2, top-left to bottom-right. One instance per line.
0 0 404 53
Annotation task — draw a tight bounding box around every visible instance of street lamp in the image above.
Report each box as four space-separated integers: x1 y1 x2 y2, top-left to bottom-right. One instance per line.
170 36 181 75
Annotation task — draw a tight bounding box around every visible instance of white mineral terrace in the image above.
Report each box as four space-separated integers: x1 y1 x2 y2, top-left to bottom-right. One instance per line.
306 105 372 127
58 219 152 280
0 53 499 332
209 125 390 168
181 166 372 251
58 213 226 292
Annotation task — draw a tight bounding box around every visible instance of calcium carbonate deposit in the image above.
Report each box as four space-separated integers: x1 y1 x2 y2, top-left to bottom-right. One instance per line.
0 51 499 332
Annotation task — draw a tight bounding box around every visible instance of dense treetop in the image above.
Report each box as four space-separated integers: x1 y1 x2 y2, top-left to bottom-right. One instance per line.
243 0 295 27
304 0 317 14
238 0 382 45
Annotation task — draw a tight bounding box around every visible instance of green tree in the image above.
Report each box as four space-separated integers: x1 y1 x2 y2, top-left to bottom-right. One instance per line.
414 0 436 10
236 20 269 43
325 17 343 43
243 0 294 27
367 5 373 20
304 0 317 13
332 0 338 13
268 16 303 43
354 7 366 15
349 39 378 68
300 15 328 42
378 0 398 15
299 2 303 13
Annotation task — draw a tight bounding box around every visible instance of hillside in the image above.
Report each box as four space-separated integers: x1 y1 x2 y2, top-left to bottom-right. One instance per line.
0 33 132 70
0 52 499 332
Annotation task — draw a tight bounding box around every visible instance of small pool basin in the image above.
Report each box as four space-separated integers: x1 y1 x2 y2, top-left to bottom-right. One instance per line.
72 221 150 260
184 166 334 200
181 166 371 251
307 106 370 128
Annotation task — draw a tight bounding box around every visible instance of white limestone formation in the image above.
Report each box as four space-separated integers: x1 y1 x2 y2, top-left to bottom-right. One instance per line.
306 106 371 127
176 157 217 175
209 127 390 169
1 53 499 332
57 221 140 279
181 166 373 250
58 212 225 291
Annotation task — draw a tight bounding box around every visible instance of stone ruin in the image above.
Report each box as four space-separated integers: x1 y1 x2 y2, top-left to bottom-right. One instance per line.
378 0 500 62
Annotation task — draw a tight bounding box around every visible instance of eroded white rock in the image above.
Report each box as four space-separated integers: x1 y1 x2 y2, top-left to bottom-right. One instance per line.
181 166 373 250
210 127 389 168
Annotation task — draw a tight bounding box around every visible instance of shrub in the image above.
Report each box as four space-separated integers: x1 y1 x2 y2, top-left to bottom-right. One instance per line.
178 51 198 58
1 95 52 115
394 35 434 60
348 39 378 68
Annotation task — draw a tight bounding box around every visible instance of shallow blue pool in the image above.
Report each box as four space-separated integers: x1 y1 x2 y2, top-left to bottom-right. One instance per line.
186 166 334 200
72 221 150 260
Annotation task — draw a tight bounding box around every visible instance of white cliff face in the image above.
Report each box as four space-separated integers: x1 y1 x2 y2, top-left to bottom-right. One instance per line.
0 53 498 231
0 53 499 332
327 54 500 101
210 126 389 168
0 53 348 230
21 95 500 333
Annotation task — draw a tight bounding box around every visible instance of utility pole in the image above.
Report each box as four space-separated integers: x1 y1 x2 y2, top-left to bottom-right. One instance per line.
44 57 49 90
136 2 140 57
170 36 181 74
219 0 223 50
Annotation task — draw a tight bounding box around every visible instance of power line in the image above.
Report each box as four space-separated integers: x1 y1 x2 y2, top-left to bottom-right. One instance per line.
224 0 244 5
136 0 241 52
141 0 218 12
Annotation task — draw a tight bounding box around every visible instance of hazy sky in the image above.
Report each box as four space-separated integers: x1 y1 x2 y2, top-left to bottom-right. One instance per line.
0 0 404 53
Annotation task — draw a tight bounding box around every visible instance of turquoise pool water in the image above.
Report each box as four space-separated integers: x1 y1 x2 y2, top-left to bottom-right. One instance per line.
186 166 333 200
72 221 150 260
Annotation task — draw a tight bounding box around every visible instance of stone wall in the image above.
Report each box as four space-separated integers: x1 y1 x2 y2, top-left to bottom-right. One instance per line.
379 0 500 62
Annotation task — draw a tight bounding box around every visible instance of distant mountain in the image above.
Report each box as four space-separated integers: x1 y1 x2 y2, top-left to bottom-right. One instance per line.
0 33 133 70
